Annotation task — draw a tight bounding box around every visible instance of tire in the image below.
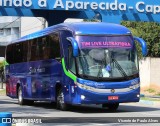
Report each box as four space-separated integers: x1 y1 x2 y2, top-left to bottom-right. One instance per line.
102 103 119 111
56 88 69 111
18 87 34 105
18 86 27 105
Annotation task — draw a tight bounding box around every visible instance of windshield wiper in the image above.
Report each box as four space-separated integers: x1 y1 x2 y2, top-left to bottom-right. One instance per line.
112 58 129 80
97 58 106 78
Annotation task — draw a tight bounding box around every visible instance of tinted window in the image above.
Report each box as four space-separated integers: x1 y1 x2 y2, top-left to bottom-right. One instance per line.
6 33 61 63
68 46 76 74
29 33 61 61
23 41 28 62
30 39 38 61
49 33 61 59
60 31 73 64
39 33 61 60
6 45 14 64
14 43 23 63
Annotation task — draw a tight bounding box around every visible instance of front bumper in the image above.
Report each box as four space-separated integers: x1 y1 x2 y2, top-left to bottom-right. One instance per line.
71 87 140 104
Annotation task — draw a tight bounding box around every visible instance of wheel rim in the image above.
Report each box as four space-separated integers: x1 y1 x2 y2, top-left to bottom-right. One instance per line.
57 91 64 108
18 88 22 103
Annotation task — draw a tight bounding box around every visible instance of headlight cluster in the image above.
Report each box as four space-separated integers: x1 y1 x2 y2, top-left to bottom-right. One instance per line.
75 82 140 93
129 83 140 89
76 82 95 91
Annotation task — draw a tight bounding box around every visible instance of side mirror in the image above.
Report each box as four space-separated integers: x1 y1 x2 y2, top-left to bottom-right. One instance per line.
134 37 147 57
67 37 79 57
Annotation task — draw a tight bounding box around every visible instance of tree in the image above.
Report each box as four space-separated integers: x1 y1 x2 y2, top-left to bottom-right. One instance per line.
121 21 160 57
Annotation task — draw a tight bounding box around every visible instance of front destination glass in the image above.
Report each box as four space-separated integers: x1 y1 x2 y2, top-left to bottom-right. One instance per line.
75 35 138 80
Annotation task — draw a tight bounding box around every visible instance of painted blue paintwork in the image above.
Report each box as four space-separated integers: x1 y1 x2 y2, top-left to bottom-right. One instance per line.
13 22 131 43
70 86 140 104
70 78 140 104
77 78 140 89
73 87 140 104
6 59 62 101
6 22 142 105
134 37 148 56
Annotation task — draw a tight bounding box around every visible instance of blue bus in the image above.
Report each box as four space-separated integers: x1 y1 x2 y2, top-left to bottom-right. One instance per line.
5 22 147 111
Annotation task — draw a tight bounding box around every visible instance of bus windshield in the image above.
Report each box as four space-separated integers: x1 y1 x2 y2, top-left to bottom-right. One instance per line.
75 35 138 79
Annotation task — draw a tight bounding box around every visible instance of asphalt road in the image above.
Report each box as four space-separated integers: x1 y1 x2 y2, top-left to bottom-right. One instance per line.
0 96 160 125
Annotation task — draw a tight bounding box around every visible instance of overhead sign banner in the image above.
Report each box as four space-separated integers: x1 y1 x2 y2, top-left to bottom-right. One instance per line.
0 0 160 15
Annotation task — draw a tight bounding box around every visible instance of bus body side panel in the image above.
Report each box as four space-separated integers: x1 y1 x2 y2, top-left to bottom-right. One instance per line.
24 59 62 101
6 59 63 101
6 65 11 97
6 65 15 98
61 72 75 103
6 63 27 98
49 60 63 101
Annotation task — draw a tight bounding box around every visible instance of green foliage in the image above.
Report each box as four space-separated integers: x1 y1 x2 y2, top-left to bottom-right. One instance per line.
121 21 160 57
145 88 156 93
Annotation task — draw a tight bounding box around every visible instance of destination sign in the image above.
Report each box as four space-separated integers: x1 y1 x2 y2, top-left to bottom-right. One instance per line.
80 41 131 49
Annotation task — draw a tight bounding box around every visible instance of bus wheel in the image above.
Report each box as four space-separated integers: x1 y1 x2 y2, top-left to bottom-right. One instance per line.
18 87 26 105
56 88 68 111
102 103 119 111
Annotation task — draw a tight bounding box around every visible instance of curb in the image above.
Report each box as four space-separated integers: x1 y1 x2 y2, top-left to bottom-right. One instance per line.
139 100 154 105
140 94 160 98
139 100 160 106
140 94 160 106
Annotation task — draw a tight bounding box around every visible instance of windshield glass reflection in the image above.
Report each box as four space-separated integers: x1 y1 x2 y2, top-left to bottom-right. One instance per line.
75 36 138 78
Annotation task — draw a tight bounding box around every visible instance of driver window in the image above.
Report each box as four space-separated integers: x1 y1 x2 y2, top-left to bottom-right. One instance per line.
68 46 76 74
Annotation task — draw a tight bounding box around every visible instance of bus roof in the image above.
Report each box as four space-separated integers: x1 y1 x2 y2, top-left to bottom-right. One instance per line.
11 22 131 44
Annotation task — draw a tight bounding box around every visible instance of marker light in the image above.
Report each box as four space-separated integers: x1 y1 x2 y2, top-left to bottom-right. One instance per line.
81 95 85 100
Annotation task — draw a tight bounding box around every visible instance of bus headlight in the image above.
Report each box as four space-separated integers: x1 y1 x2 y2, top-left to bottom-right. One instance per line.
81 95 86 100
129 83 140 89
75 82 95 91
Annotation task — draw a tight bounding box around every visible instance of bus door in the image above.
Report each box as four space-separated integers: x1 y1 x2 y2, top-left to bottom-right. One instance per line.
60 31 75 102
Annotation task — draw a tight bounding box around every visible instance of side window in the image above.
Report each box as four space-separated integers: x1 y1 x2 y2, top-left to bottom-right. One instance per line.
23 41 28 62
68 46 76 74
14 43 23 63
41 36 50 60
30 36 47 61
30 38 38 61
6 42 27 64
27 33 61 61
60 30 73 67
6 45 14 64
27 40 31 61
49 33 61 59
35 33 61 61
